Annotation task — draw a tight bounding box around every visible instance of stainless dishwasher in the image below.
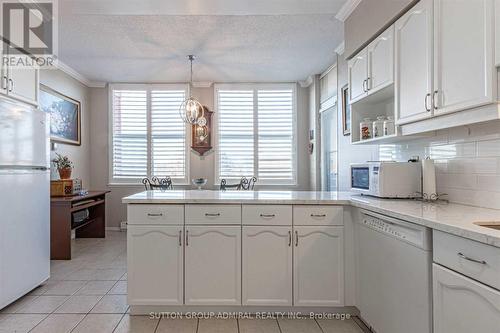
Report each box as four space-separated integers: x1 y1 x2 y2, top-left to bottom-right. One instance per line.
356 210 433 333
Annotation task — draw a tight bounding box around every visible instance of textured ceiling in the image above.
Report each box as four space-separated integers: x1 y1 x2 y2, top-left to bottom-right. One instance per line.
58 0 345 83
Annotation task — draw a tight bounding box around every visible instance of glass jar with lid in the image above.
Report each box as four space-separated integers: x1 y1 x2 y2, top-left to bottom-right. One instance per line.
384 116 395 136
360 118 372 140
372 116 385 138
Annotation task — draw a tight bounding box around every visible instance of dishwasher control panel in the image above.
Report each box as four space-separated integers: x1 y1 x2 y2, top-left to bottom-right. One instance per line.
361 212 431 250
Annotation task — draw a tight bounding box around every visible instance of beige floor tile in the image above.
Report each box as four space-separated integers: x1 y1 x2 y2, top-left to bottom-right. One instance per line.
30 314 84 333
156 318 197 332
27 281 57 296
90 295 128 314
42 280 87 296
120 273 127 281
114 314 159 333
108 281 127 295
64 269 98 281
0 314 47 333
198 318 238 333
72 313 123 333
316 318 365 333
0 296 38 314
277 318 323 333
93 268 127 281
76 281 116 295
239 318 280 333
54 295 102 314
16 296 68 314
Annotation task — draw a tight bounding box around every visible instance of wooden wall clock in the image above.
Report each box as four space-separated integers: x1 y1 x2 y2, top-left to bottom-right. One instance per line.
191 106 213 156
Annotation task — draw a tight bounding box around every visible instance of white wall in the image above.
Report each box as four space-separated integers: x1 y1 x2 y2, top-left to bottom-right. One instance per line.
40 68 91 186
89 84 311 228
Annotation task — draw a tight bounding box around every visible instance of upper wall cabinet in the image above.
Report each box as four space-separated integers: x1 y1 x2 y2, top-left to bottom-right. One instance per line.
348 25 394 104
433 0 495 116
395 0 434 125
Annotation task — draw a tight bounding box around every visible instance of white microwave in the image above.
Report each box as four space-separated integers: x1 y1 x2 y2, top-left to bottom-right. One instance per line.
351 161 422 198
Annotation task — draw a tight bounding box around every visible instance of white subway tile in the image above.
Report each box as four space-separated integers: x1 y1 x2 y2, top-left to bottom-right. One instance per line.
477 139 500 157
476 175 500 192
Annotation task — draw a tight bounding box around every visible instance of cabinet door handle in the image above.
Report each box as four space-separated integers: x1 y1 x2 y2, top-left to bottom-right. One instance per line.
458 252 487 265
185 230 189 246
260 214 276 218
433 90 439 110
178 230 182 246
205 213 220 217
362 79 367 92
147 213 163 217
425 93 431 112
2 76 7 90
295 231 299 247
366 77 371 91
310 214 326 218
8 78 13 92
288 231 292 247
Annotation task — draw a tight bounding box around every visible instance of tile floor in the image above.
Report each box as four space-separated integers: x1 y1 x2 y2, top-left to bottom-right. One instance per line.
0 231 368 333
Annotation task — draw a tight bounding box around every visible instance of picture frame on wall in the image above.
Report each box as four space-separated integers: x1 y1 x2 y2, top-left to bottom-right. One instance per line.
39 84 82 146
341 84 351 136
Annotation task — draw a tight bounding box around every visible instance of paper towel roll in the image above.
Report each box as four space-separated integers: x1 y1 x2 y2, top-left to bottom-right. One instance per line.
422 159 437 199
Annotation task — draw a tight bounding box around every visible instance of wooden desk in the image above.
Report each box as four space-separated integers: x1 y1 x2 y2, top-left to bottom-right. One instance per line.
51 191 109 260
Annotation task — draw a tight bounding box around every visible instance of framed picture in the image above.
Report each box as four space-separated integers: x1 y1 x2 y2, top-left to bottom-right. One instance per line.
341 84 351 136
40 84 81 145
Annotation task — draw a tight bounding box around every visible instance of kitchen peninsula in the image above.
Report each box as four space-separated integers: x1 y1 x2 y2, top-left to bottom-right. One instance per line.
123 190 500 320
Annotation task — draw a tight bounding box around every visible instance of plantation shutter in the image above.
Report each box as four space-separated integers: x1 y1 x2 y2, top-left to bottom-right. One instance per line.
111 89 148 179
151 90 187 180
257 89 294 183
217 90 254 179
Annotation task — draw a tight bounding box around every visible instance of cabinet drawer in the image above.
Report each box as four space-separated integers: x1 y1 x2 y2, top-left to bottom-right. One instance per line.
293 206 343 226
242 205 292 226
434 230 500 290
127 204 184 225
185 205 241 225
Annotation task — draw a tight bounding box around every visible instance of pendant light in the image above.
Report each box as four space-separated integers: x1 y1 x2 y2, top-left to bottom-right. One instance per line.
179 55 204 125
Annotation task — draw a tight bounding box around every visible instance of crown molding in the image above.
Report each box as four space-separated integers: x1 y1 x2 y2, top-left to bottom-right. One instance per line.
335 41 345 55
298 75 313 88
56 60 106 88
192 81 213 88
335 0 362 22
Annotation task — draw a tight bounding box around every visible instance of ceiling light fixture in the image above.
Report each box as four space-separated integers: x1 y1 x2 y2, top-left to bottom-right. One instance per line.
179 55 204 125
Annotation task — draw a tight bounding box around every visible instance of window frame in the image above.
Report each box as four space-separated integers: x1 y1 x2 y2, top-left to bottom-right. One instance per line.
108 83 191 185
214 83 298 186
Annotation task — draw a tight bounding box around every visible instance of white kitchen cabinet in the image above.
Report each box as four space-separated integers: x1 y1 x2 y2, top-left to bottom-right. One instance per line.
127 225 183 305
293 226 344 306
433 0 495 116
433 264 500 333
367 25 394 93
242 226 292 306
496 0 500 66
185 226 241 305
348 49 368 103
8 64 39 106
395 0 434 125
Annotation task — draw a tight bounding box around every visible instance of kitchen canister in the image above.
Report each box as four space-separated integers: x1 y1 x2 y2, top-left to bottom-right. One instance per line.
360 118 372 140
372 116 385 138
384 116 395 136
422 158 437 200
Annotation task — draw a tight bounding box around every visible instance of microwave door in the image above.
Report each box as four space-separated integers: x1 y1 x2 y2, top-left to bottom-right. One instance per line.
352 167 370 192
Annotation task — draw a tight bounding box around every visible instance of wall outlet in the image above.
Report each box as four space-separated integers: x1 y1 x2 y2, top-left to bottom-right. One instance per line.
120 221 127 231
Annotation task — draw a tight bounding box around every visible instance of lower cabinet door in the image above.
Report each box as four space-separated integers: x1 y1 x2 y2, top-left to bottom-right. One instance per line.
185 226 241 305
242 226 292 306
127 225 183 305
293 226 344 306
433 264 500 333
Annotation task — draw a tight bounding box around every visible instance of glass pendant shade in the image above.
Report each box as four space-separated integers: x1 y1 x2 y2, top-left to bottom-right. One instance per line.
179 55 204 125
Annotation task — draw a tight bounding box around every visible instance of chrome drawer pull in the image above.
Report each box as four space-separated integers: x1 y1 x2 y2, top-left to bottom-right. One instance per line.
310 214 326 218
205 213 221 217
288 231 292 247
147 213 163 217
260 214 276 218
458 252 487 265
295 231 299 247
185 230 189 246
178 230 182 246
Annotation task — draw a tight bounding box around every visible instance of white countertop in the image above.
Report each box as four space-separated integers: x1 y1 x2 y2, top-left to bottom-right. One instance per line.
123 190 500 247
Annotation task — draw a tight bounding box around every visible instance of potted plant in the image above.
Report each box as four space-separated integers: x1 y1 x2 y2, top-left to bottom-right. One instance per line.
52 153 74 179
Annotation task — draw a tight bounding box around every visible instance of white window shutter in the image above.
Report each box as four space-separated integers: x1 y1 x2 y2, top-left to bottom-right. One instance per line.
151 90 187 180
111 89 148 179
217 90 254 179
257 89 295 183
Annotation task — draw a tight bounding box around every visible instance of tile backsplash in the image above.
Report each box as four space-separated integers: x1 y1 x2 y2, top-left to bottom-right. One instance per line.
378 121 500 210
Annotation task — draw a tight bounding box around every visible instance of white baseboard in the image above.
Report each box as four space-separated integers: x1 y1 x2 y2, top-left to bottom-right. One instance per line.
105 227 121 231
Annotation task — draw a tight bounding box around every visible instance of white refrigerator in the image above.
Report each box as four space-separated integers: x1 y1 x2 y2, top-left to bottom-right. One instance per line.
0 99 50 309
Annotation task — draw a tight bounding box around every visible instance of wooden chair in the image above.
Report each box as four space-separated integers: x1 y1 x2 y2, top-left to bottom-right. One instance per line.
142 177 174 190
220 177 257 191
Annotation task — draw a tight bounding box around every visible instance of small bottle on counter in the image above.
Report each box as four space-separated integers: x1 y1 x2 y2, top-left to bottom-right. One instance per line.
372 116 385 138
384 116 395 136
360 118 372 140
